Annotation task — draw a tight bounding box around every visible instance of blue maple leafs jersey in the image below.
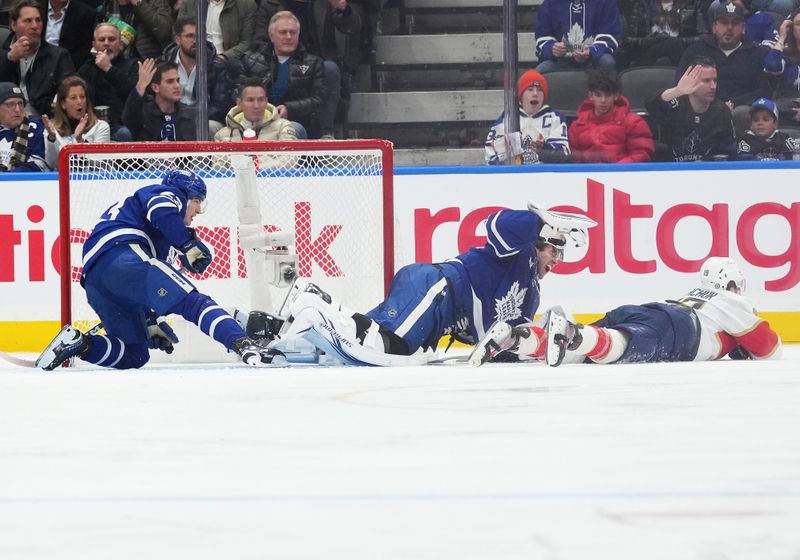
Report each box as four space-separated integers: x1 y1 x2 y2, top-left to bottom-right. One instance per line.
81 183 194 280
448 209 545 338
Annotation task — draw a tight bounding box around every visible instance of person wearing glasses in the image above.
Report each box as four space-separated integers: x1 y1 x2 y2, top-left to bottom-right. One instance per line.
0 82 47 172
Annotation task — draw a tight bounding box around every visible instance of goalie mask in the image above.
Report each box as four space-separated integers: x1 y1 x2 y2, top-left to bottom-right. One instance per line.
700 257 746 294
163 169 208 210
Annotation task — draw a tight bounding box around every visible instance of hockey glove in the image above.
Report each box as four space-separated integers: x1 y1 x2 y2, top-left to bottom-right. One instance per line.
147 319 179 354
179 228 212 274
527 201 598 247
728 344 753 360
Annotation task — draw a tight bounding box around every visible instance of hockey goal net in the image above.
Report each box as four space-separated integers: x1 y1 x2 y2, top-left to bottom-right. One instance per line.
58 140 394 358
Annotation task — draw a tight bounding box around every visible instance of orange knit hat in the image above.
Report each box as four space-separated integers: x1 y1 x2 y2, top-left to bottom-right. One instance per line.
517 70 548 99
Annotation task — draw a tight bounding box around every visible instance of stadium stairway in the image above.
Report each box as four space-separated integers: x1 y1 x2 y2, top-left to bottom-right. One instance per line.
346 0 541 166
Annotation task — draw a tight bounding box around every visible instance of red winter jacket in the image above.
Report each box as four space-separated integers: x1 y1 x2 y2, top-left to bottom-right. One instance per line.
568 95 655 163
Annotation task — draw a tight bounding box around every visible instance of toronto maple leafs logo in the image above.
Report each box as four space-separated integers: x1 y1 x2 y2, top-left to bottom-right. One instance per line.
494 281 527 322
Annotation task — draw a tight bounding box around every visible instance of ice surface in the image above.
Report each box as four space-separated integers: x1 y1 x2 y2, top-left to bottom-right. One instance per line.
1 347 799 559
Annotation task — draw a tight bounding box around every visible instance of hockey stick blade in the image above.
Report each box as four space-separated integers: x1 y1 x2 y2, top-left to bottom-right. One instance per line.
0 349 37 368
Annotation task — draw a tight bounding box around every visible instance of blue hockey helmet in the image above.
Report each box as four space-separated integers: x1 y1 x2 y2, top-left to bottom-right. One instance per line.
162 169 207 202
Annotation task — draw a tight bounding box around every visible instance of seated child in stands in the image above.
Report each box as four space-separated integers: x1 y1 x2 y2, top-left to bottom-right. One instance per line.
736 97 797 160
568 70 654 163
485 70 570 165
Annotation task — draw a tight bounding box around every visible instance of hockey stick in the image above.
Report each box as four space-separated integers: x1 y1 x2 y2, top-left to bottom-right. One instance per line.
0 349 36 368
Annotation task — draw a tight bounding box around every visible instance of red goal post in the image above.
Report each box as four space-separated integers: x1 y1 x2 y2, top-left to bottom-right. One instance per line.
58 140 395 335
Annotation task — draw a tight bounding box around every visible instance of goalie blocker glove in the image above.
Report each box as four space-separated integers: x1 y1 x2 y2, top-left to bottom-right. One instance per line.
179 228 212 274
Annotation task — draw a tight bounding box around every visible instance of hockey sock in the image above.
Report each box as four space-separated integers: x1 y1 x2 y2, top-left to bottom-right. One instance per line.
516 325 545 359
570 326 627 364
83 335 150 369
172 291 246 350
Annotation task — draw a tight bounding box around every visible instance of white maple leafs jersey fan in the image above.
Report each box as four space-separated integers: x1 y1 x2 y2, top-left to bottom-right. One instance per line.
676 287 782 361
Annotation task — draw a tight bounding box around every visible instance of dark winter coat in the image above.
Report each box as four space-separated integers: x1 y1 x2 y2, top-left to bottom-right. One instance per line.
568 95 655 162
645 93 736 161
255 0 362 61
235 41 326 123
121 89 197 141
677 34 770 106
161 41 234 123
78 54 139 129
41 0 96 68
0 38 75 117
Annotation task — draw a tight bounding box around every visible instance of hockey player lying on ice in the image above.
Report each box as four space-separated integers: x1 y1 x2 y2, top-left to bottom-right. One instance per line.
250 202 597 366
37 169 284 370
469 256 782 368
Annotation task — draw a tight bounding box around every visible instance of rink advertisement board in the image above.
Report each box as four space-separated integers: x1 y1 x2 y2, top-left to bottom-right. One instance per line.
1 161 799 350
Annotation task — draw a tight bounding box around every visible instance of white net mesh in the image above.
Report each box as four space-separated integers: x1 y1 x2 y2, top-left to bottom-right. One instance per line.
62 141 393 344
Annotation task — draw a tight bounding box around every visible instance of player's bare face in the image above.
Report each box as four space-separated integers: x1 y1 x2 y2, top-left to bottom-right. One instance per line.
750 110 777 138
713 17 744 49
269 19 299 56
155 69 182 104
238 86 269 123
184 198 204 225
520 85 545 116
11 7 42 49
590 90 619 116
62 86 87 120
93 25 123 59
537 244 563 279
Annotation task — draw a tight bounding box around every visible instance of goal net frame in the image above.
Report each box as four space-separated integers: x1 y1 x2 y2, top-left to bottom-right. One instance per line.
57 139 395 334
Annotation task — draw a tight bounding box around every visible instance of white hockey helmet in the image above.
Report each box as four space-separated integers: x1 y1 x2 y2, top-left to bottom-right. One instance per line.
537 224 568 258
700 256 746 294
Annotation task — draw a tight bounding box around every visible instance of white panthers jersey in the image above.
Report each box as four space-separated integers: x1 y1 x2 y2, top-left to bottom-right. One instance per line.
676 287 782 361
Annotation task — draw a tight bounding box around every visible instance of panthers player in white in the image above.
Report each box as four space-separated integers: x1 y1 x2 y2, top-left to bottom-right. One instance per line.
470 256 782 367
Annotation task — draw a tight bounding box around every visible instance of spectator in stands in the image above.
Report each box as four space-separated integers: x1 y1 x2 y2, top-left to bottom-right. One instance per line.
707 0 793 26
677 2 771 108
0 0 74 117
0 82 47 172
78 22 138 141
122 58 197 141
41 75 110 170
179 0 256 61
161 17 234 136
535 0 623 73
214 78 297 141
256 0 365 138
484 69 570 165
736 96 796 159
764 8 800 123
42 0 96 68
737 0 780 49
568 71 655 163
235 11 327 139
97 0 178 59
616 0 706 68
645 58 737 161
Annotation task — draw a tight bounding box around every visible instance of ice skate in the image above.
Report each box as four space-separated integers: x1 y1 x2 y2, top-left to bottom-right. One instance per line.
36 325 91 371
232 336 288 367
468 321 517 366
545 306 581 367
